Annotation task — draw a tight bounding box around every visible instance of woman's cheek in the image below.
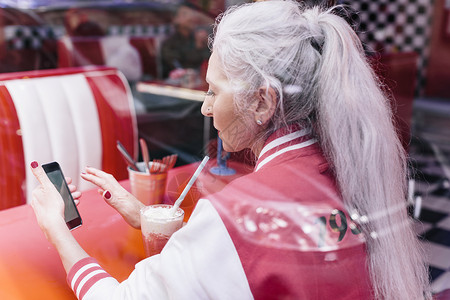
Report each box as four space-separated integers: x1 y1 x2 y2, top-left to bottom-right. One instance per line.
220 119 250 152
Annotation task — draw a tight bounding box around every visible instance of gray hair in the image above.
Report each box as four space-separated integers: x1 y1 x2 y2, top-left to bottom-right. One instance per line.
212 1 431 299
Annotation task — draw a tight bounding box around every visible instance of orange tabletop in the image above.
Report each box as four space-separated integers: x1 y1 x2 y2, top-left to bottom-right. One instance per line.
0 159 252 299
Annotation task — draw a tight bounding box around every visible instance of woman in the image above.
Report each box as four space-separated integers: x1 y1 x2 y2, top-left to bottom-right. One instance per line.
30 1 430 299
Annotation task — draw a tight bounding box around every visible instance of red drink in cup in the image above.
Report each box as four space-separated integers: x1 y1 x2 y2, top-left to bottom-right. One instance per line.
140 204 184 257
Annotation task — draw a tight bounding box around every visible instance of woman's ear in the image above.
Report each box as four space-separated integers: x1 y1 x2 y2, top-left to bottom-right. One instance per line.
253 86 277 126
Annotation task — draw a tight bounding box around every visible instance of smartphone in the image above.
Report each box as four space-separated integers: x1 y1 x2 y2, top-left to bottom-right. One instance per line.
42 162 82 230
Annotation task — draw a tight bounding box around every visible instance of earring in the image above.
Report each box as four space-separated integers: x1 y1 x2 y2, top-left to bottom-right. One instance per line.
256 119 263 125
206 106 212 113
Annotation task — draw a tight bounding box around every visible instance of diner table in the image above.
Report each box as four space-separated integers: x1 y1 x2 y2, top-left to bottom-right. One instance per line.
0 159 252 299
136 81 206 102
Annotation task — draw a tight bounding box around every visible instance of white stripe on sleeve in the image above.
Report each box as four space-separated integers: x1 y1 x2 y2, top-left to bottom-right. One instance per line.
76 269 108 299
71 263 100 290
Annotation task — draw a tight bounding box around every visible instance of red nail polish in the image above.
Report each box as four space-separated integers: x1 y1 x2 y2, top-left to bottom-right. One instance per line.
31 161 38 169
104 191 111 200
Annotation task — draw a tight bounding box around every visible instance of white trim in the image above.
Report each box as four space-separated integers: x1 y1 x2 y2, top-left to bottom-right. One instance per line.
83 69 119 78
114 70 139 160
76 269 107 299
255 138 318 172
258 128 311 159
71 263 100 290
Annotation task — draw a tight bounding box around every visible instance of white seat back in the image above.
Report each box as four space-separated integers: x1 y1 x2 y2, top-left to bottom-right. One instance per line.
6 74 103 202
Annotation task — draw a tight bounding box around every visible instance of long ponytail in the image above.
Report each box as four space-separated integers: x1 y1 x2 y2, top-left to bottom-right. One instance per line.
313 7 431 299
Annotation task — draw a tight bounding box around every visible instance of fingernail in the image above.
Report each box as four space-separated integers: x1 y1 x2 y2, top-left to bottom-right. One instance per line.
31 161 38 169
103 191 111 200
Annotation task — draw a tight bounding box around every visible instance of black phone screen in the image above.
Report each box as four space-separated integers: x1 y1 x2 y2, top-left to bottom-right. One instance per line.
42 162 82 230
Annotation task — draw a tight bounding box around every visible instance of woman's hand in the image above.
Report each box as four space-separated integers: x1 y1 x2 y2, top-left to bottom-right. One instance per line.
30 161 69 242
30 161 89 272
67 177 81 206
81 167 144 229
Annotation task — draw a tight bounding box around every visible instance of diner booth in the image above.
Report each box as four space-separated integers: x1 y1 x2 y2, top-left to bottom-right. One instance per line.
0 0 449 299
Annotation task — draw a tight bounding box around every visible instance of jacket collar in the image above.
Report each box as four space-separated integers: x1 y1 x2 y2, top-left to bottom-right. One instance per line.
255 125 318 172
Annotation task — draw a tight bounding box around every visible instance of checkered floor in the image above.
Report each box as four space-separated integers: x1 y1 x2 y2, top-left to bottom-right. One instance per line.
409 99 450 294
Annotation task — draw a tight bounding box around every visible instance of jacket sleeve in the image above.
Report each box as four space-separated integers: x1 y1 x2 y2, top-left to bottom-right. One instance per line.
66 199 253 300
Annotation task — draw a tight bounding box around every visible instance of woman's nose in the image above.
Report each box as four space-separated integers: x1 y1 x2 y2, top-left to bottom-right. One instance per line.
201 101 213 117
